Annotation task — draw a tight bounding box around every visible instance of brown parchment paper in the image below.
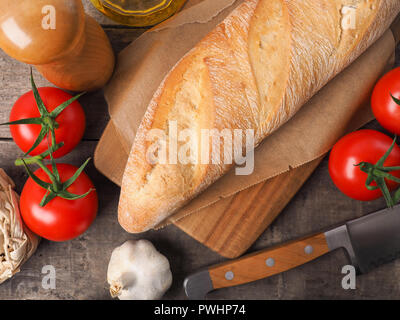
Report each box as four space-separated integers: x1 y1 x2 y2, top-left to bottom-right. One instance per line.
104 0 243 152
98 0 398 226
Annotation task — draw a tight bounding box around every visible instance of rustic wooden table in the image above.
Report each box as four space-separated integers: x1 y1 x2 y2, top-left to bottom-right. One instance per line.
1 1 400 300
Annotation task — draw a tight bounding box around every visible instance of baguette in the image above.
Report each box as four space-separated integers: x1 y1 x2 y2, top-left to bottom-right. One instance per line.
119 0 400 233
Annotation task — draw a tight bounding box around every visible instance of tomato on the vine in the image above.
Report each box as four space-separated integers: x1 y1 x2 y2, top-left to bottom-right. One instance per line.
9 87 86 158
20 164 98 241
371 67 400 135
329 130 400 201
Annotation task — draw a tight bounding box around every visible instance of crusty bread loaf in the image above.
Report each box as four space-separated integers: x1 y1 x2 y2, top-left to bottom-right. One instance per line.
119 0 400 233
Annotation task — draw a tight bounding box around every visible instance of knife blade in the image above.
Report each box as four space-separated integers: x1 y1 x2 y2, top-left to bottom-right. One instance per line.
184 205 400 300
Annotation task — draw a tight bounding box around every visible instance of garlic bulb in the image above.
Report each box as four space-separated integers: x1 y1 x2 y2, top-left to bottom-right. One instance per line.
0 169 39 284
107 240 173 300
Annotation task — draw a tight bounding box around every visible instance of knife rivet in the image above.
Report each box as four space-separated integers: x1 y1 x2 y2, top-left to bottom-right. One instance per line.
305 245 314 255
266 258 275 267
225 271 234 281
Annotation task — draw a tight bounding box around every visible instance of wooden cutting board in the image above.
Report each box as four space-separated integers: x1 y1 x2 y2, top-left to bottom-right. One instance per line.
173 157 324 258
95 17 400 259
95 120 323 258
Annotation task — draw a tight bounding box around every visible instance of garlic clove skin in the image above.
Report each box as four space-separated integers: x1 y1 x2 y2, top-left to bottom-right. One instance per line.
107 240 173 300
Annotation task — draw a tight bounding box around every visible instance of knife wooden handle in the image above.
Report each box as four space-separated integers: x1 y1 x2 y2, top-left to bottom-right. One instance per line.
208 233 329 289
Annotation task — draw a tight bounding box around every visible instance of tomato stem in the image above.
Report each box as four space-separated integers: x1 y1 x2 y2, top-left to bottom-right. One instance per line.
391 93 400 106
35 160 59 189
1 69 85 157
8 71 92 207
355 135 400 207
15 142 64 166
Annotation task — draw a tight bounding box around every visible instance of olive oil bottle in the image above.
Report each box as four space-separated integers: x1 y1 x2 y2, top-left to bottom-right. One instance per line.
90 0 188 27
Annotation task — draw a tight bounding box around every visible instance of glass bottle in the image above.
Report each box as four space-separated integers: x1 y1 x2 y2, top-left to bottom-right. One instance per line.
90 0 188 27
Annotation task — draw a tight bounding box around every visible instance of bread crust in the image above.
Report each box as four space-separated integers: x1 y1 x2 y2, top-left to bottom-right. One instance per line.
119 0 400 233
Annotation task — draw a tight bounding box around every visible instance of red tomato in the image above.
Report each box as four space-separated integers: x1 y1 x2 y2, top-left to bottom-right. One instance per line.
329 130 400 201
9 87 86 158
20 164 98 241
371 67 400 135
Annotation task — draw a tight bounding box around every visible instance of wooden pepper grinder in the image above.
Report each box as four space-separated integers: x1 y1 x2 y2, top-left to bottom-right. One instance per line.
0 0 115 92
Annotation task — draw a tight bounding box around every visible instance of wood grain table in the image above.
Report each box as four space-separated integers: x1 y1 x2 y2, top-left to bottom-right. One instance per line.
1 1 400 300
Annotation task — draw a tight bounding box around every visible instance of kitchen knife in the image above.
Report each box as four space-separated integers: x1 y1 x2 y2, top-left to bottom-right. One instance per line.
184 205 400 299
